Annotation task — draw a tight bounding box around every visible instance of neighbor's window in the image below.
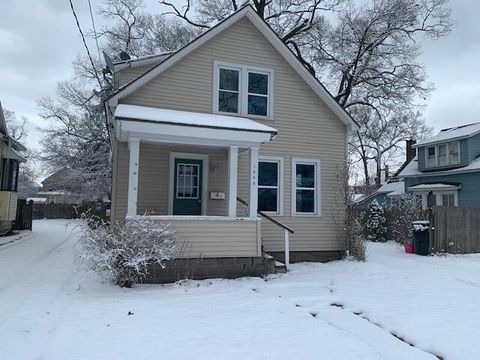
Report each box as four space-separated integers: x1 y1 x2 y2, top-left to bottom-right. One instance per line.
218 68 240 113
449 140 460 164
427 146 436 167
215 62 272 117
426 141 461 167
258 160 280 213
293 159 320 215
248 71 269 116
442 193 455 207
438 144 448 165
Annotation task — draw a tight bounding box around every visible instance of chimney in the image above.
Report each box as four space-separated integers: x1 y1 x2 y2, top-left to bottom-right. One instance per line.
406 139 416 162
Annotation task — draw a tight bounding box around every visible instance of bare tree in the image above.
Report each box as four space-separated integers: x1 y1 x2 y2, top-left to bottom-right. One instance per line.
98 0 199 59
350 106 431 186
159 0 342 74
37 76 111 200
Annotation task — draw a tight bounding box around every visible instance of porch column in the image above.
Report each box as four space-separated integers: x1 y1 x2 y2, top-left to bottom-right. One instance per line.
249 147 259 219
127 138 140 217
228 146 239 217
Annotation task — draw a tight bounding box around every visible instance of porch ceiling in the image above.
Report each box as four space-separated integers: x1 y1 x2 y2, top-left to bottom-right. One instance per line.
114 104 277 147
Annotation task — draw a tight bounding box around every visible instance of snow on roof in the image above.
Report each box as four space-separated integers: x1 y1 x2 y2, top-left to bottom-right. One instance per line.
376 181 405 194
399 156 480 177
351 194 365 203
415 122 480 147
408 183 461 191
114 104 278 134
27 197 47 204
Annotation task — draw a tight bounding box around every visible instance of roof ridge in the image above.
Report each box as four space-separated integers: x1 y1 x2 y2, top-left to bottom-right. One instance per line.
440 121 480 132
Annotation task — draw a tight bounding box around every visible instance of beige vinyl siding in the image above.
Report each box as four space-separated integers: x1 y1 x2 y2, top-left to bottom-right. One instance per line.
112 142 229 220
0 191 17 221
114 17 347 252
115 63 158 88
156 218 261 258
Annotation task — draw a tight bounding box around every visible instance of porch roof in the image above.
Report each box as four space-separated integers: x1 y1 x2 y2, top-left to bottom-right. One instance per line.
114 104 277 147
408 183 461 192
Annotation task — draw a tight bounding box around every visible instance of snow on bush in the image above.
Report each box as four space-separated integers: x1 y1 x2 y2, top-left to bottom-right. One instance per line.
77 216 176 287
386 194 426 244
366 200 388 242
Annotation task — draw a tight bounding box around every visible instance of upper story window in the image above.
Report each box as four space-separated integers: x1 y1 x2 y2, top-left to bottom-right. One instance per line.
425 140 460 168
218 68 240 113
214 62 273 118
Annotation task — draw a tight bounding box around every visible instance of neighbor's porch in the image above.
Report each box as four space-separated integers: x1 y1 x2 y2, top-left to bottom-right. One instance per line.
111 104 278 259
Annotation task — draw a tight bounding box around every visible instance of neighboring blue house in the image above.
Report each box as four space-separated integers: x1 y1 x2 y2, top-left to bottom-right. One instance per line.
399 122 480 209
353 180 405 209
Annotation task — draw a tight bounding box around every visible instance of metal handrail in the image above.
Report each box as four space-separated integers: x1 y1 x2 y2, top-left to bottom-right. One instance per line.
237 197 294 234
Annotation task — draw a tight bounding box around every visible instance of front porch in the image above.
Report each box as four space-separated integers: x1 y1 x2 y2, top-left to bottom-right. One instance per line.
112 104 278 261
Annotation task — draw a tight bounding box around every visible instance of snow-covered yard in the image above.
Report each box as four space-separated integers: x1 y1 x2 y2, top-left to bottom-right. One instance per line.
1 220 479 360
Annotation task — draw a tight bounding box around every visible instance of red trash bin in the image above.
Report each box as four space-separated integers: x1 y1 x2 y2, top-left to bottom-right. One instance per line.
404 237 414 254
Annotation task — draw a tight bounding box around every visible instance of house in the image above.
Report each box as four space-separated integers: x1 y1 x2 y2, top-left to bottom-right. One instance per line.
354 139 416 209
0 102 26 234
399 122 480 209
353 180 405 209
39 168 83 204
105 6 358 280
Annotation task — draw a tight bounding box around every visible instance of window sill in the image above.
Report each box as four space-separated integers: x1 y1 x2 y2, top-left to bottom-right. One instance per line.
213 109 273 121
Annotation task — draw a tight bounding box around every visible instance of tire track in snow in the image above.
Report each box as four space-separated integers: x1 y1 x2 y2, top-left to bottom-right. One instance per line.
251 286 439 360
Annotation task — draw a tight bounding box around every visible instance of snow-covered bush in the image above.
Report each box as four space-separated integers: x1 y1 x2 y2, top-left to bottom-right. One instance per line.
77 216 176 287
334 163 366 261
386 194 426 244
366 200 388 242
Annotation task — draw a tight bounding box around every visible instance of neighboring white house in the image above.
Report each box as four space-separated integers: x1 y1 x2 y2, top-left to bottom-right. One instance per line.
105 5 358 281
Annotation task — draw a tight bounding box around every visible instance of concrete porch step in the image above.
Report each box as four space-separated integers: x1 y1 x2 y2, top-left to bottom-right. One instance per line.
274 261 287 273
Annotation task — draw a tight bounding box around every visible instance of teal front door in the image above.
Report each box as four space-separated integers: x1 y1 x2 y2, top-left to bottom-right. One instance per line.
173 159 203 215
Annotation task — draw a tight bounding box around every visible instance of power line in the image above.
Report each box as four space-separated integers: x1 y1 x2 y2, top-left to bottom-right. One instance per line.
68 0 103 89
88 0 103 66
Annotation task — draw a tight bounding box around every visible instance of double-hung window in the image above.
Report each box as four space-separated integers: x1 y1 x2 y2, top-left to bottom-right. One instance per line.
292 159 320 216
427 146 436 167
248 71 269 116
214 62 272 118
218 67 240 113
258 157 283 214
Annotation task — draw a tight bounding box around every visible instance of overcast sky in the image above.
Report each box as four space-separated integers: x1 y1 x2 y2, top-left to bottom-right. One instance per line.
0 0 479 159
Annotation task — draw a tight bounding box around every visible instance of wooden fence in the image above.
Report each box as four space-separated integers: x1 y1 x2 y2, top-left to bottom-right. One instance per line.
430 206 480 254
32 203 109 222
14 199 33 231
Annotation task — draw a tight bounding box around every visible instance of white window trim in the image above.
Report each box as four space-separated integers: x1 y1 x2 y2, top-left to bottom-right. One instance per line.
291 158 321 217
258 156 284 216
420 190 458 210
168 152 209 215
425 141 461 168
213 61 274 120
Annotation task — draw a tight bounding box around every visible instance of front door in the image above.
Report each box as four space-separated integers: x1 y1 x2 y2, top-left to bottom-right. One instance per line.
173 159 203 215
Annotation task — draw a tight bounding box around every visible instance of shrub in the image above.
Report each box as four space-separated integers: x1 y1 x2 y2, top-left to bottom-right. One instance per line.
77 216 176 287
386 194 426 244
366 200 388 242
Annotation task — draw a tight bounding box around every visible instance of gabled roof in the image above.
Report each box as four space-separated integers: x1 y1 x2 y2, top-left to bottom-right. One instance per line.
107 5 358 131
414 122 480 148
112 52 174 72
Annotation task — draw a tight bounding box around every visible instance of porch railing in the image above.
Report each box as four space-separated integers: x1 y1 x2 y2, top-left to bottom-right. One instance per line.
237 197 294 270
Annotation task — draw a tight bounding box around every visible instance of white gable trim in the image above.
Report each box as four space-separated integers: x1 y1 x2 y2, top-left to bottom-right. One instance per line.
107 5 358 131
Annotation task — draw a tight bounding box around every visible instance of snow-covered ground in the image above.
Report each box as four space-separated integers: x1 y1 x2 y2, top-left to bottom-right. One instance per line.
1 220 479 359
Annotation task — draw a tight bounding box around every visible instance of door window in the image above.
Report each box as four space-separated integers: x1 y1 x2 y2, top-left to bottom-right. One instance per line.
176 164 199 199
